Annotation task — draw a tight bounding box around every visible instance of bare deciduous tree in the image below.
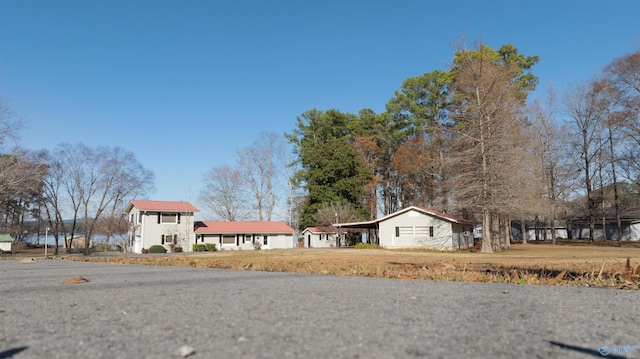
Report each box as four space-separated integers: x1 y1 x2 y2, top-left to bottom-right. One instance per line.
529 85 568 244
236 132 284 221
199 164 246 221
44 143 154 254
564 81 608 243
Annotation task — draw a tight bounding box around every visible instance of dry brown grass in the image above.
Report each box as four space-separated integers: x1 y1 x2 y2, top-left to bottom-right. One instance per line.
67 241 640 289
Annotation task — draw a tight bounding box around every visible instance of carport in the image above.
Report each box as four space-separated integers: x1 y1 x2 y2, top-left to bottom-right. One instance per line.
333 219 379 245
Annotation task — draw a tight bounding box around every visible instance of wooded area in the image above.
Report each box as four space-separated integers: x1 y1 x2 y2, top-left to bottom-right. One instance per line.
286 41 640 253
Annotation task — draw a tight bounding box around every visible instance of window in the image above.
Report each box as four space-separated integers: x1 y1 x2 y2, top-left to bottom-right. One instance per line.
222 235 235 244
161 213 177 224
138 213 143 224
429 226 434 237
161 234 175 244
263 235 268 245
398 227 413 236
415 226 429 236
130 214 135 223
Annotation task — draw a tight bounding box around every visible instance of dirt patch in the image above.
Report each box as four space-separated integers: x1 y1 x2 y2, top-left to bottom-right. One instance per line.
66 242 640 289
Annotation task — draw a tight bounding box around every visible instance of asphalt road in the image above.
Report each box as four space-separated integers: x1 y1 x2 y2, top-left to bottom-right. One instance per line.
1 259 639 359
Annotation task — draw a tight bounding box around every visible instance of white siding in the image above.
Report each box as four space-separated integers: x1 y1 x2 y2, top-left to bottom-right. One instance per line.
268 234 294 249
630 223 640 241
127 208 196 253
301 230 337 248
379 209 455 249
198 233 294 250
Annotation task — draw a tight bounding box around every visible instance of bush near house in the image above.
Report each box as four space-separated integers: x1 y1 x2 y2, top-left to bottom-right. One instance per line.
355 243 380 249
148 245 167 253
193 243 217 252
193 244 206 252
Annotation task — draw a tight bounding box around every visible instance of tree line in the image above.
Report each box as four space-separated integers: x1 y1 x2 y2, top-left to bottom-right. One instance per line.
0 104 154 255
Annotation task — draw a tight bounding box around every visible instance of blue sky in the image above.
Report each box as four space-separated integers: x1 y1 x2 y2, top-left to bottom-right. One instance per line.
1 0 638 220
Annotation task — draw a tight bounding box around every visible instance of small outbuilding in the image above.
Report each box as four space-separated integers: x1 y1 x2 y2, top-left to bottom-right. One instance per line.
0 234 13 253
334 206 475 250
300 227 338 248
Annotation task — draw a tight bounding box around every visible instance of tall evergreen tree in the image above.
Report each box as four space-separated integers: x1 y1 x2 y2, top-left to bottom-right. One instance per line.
286 109 371 229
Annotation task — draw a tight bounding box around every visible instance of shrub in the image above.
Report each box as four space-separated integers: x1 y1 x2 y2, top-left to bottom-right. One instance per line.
95 243 112 252
354 243 380 249
141 248 149 254
148 245 167 253
205 243 216 252
174 246 183 253
192 244 206 252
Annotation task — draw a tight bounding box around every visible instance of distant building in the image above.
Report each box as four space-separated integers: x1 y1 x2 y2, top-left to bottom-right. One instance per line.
64 236 94 251
0 234 13 253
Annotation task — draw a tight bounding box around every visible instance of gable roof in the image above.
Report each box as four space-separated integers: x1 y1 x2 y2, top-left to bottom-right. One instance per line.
381 206 474 225
195 221 295 234
334 206 474 229
126 200 199 213
301 227 337 234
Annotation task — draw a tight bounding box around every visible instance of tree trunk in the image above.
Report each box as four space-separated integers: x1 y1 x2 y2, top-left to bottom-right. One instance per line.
503 217 511 249
481 207 492 253
607 125 623 246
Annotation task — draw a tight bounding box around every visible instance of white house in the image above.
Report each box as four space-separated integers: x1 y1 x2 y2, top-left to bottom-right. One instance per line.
300 227 338 248
125 200 199 253
194 221 295 250
334 206 475 250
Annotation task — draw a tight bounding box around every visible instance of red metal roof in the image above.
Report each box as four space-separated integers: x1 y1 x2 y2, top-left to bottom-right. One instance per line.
302 227 336 234
415 207 475 224
128 200 199 212
195 221 295 234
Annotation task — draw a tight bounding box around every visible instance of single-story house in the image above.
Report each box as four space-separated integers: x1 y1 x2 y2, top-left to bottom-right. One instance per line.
334 206 475 250
518 220 568 241
64 236 94 250
300 227 338 248
194 221 295 250
0 234 13 253
125 200 199 253
567 218 640 241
